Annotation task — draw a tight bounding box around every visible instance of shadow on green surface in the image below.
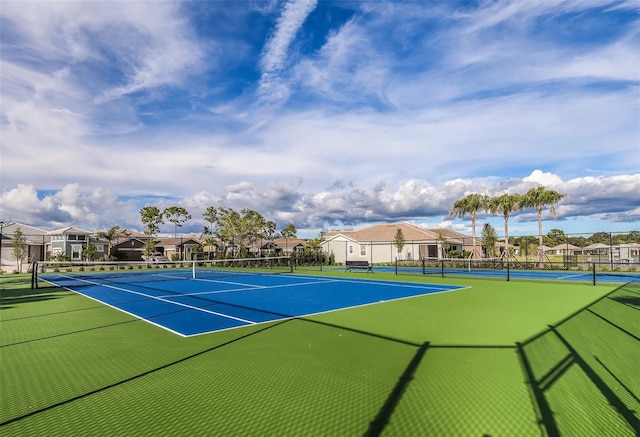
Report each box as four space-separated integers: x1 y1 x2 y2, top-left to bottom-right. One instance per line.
0 286 66 310
1 278 638 436
518 284 640 436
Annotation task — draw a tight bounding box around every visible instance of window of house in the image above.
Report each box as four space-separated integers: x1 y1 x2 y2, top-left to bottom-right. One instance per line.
71 245 82 260
360 245 367 256
95 245 104 252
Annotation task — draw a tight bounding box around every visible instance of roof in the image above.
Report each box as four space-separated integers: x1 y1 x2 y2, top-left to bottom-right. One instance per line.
325 223 441 243
1 222 48 236
47 226 92 235
272 238 306 248
550 243 582 250
155 237 202 246
583 243 610 250
0 222 49 245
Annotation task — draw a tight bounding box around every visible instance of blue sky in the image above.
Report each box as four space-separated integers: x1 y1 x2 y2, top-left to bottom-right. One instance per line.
1 0 638 238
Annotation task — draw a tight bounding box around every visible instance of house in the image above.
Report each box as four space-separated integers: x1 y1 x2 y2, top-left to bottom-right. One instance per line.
0 222 49 272
259 238 306 256
46 227 109 261
549 243 583 256
112 236 203 261
322 223 469 264
583 243 610 256
495 241 520 257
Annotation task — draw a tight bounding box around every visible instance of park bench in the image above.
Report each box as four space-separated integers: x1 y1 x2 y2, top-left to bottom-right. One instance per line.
345 260 373 273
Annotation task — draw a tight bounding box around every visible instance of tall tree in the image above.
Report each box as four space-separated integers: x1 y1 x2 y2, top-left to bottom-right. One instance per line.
163 206 191 238
203 207 273 258
488 193 522 260
544 229 566 247
449 193 490 258
11 227 27 273
95 225 120 260
481 223 498 258
281 224 297 239
83 241 97 261
140 206 164 259
280 223 297 256
521 186 566 264
437 231 450 258
202 206 220 259
202 206 218 236
394 228 406 259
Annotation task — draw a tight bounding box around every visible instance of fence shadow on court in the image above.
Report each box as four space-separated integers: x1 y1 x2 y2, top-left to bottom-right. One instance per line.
516 283 640 436
0 276 67 310
309 283 640 436
2 275 638 436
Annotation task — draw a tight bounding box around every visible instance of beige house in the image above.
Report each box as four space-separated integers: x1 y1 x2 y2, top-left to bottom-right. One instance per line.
322 223 469 264
549 243 583 256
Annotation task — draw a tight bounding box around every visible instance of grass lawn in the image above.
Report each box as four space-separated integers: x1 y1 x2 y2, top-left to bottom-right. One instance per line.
1 272 638 436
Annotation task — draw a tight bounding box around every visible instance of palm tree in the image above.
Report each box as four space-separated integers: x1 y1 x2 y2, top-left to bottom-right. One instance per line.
449 193 490 259
95 225 120 260
521 186 566 264
488 193 522 261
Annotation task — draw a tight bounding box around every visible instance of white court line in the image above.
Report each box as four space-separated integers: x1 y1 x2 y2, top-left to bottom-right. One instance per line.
47 272 466 337
186 283 469 338
171 278 344 298
556 273 591 280
52 274 257 326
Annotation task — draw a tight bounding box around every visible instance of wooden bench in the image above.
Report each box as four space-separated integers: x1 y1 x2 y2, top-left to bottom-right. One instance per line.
345 260 373 273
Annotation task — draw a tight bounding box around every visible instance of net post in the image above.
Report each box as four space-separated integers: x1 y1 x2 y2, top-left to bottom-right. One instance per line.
289 256 294 273
192 260 196 279
395 257 398 275
31 262 38 289
592 262 596 286
440 258 444 278
422 257 426 275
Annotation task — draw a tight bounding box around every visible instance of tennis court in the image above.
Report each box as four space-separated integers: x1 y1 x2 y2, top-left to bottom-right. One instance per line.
374 259 640 284
37 267 463 336
2 267 638 436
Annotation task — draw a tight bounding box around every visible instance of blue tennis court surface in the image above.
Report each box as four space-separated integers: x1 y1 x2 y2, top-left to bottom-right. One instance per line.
41 273 463 336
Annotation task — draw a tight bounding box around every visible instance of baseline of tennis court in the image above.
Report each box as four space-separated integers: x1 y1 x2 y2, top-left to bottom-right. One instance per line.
40 273 463 336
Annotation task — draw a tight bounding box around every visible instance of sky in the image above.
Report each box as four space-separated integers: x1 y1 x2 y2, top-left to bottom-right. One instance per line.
1 0 639 239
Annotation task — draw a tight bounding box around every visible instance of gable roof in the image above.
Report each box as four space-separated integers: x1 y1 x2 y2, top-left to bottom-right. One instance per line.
326 223 440 243
1 222 48 236
584 243 610 250
550 243 582 250
47 226 92 235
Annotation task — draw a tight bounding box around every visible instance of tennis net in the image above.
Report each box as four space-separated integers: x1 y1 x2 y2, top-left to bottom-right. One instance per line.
393 257 505 276
32 256 293 288
422 257 505 273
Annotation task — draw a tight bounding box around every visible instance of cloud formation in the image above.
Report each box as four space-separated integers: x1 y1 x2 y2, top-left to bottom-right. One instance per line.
0 1 637 237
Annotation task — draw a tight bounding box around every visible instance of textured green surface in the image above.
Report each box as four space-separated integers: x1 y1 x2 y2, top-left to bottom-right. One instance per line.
1 273 637 436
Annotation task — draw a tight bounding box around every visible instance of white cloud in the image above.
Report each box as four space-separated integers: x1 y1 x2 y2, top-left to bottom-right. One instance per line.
0 1 637 237
258 0 318 103
523 170 564 187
